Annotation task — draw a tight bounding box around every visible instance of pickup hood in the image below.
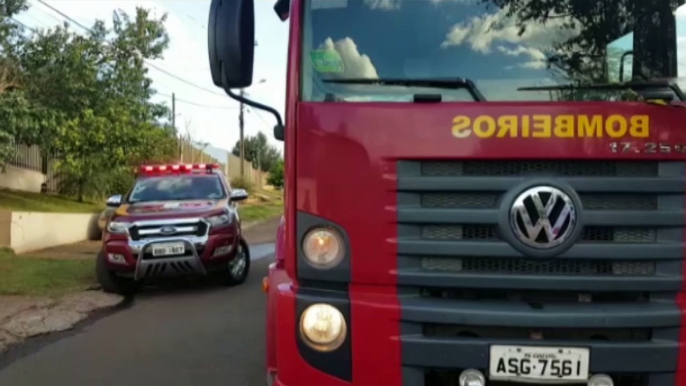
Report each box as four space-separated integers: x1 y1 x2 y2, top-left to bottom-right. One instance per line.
114 199 226 220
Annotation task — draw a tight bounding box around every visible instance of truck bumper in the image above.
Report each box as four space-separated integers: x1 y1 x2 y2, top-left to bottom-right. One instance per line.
271 282 686 386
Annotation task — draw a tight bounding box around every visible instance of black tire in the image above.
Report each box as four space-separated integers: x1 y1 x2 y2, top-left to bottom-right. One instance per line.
96 251 139 296
223 239 250 286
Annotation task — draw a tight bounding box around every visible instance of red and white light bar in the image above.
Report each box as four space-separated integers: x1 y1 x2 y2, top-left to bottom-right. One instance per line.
139 163 221 175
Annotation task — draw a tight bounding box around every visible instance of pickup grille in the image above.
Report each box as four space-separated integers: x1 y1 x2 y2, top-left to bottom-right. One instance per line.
129 220 208 241
396 160 685 383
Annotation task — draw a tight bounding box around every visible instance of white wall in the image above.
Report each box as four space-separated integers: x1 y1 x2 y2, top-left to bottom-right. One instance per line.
0 165 44 193
10 212 100 253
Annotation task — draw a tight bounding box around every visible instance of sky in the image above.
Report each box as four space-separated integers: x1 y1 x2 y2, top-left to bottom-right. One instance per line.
14 0 289 162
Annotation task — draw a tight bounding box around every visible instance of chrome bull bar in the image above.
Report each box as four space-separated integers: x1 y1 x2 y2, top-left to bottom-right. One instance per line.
129 218 211 281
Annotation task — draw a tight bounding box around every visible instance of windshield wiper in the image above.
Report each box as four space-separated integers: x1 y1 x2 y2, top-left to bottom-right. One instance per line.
518 80 685 102
323 77 486 102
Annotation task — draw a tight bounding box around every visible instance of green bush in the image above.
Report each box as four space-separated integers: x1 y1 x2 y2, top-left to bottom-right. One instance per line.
267 160 284 189
231 176 255 194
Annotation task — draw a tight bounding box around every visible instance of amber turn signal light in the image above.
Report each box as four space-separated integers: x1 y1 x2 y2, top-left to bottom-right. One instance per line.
262 277 269 293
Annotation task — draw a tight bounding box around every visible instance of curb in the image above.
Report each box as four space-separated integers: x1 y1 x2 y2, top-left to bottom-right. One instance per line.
0 291 125 355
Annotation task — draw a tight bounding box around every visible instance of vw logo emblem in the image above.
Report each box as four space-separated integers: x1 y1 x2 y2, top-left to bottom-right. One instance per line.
510 186 577 249
160 226 177 235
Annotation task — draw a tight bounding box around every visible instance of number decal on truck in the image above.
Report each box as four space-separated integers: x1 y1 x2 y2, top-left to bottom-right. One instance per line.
610 142 686 154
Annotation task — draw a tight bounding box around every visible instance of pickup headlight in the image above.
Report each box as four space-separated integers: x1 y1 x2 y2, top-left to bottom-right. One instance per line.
107 221 130 234
206 213 232 228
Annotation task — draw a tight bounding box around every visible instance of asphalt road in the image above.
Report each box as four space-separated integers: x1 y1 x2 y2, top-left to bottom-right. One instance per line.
0 218 280 386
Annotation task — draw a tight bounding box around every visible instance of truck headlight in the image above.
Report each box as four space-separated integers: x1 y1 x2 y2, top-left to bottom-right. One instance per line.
302 228 345 269
107 221 130 234
299 303 347 352
206 213 231 227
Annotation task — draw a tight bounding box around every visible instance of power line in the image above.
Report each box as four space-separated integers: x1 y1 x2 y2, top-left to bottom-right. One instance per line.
33 1 65 25
157 92 238 109
247 107 273 130
36 0 227 97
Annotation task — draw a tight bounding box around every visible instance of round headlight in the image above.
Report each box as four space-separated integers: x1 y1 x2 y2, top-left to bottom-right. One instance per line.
302 228 345 269
299 303 347 352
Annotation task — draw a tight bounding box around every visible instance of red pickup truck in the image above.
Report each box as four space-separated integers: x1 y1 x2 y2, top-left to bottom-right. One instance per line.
97 163 250 295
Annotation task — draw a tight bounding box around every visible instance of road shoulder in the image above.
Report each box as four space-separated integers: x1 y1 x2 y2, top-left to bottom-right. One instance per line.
0 292 124 354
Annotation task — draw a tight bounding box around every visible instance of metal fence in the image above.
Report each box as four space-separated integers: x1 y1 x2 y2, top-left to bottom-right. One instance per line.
8 143 44 173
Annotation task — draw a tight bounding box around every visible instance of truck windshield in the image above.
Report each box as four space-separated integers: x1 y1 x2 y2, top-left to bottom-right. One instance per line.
128 175 226 203
301 0 686 102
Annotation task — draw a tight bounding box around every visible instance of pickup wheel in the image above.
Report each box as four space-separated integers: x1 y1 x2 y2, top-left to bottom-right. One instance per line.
96 251 139 296
223 239 250 286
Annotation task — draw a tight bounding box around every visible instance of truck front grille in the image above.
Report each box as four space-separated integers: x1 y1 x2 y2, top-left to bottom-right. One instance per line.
420 225 657 243
422 192 658 210
421 257 656 276
421 160 658 177
396 160 685 382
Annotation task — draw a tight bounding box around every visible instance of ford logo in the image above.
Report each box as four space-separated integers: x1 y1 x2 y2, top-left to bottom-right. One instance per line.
159 226 177 235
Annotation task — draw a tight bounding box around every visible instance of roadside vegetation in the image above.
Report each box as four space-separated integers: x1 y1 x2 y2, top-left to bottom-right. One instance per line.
239 189 283 223
1 0 178 203
0 249 95 297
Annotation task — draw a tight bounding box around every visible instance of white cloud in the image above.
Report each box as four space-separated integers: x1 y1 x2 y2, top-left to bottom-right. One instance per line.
497 45 547 69
319 37 379 79
363 0 401 11
441 4 579 70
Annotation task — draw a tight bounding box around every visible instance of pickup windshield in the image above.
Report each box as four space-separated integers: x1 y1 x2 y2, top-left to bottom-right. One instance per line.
301 0 686 102
128 175 226 203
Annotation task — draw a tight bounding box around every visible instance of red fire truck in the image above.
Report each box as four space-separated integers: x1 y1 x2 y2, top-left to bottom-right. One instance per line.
209 0 686 385
97 163 250 295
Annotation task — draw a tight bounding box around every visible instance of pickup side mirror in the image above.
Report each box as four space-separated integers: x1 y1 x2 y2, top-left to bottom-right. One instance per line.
230 189 249 202
106 194 122 207
208 0 255 89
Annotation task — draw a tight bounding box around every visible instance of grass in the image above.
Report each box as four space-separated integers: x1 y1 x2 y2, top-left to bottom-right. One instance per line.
238 190 283 223
239 202 283 223
0 189 103 213
0 249 95 297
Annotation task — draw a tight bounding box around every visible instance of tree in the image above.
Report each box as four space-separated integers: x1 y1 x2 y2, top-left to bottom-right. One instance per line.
482 0 684 84
231 131 282 173
12 7 176 201
266 159 284 189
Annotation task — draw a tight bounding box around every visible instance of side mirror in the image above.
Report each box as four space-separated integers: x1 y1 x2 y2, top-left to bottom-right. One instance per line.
208 0 255 89
230 189 249 202
106 194 122 208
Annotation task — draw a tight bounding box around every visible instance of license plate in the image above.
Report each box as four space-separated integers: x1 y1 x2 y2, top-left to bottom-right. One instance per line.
151 242 185 257
489 345 589 383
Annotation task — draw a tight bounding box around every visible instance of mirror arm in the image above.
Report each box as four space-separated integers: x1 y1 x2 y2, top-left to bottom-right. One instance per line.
224 87 284 129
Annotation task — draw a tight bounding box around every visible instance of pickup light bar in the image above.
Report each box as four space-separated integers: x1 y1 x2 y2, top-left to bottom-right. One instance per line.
139 163 220 175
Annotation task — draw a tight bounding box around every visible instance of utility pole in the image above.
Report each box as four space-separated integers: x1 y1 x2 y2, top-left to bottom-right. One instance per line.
239 89 245 177
172 93 182 162
172 93 176 135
